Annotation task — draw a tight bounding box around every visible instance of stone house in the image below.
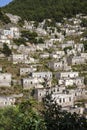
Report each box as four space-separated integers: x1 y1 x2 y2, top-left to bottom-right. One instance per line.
52 93 74 107
36 44 48 51
48 86 66 94
34 86 66 102
12 54 36 64
56 72 79 79
55 51 65 56
0 96 15 107
59 77 84 87
0 35 7 40
66 40 75 44
17 45 36 54
17 45 25 53
34 88 47 102
45 39 53 47
10 27 20 39
74 43 84 52
3 29 13 38
60 42 74 50
66 49 77 56
32 72 52 80
0 73 12 87
74 77 85 87
22 77 44 89
20 67 37 76
23 20 34 30
50 37 64 43
0 39 11 45
69 88 86 101
36 28 47 36
48 61 63 71
12 54 28 64
3 27 20 39
65 29 76 36
66 106 84 115
12 45 18 50
50 53 60 59
63 65 72 71
68 56 86 65
40 53 49 59
81 53 87 60
34 86 74 107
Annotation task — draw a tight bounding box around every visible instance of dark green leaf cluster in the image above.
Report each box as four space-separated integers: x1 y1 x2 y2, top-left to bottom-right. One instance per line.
43 94 87 130
0 8 10 24
0 99 46 130
13 38 27 46
83 41 87 52
64 46 72 54
0 96 87 130
37 38 44 43
80 19 87 27
2 43 12 57
17 19 25 27
13 30 44 45
21 30 38 44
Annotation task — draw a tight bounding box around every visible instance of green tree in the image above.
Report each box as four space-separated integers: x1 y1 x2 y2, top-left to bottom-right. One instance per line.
18 18 24 27
42 94 87 130
84 76 87 85
37 38 44 43
0 8 10 24
21 30 38 44
81 19 87 27
15 100 46 130
42 94 63 130
0 99 46 130
64 46 72 54
83 41 87 52
2 43 12 57
3 0 87 22
13 38 26 46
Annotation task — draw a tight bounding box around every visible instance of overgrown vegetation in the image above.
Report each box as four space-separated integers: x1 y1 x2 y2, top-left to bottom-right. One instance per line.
13 38 26 46
0 95 87 130
3 0 87 22
64 46 72 54
2 43 12 57
0 99 46 130
21 30 38 44
0 8 10 24
83 41 87 52
80 19 87 27
42 94 87 130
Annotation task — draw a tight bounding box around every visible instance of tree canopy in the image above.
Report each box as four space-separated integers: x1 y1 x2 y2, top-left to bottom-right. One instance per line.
3 0 87 22
2 43 12 57
0 96 87 130
0 8 10 24
42 94 87 130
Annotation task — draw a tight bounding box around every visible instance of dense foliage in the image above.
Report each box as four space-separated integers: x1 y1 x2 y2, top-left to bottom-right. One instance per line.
0 9 10 24
43 94 87 130
64 46 72 54
0 96 87 130
2 43 12 57
13 38 27 46
0 99 46 130
80 19 87 27
3 0 87 22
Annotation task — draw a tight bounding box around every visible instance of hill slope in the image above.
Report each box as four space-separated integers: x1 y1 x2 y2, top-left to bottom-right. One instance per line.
0 9 10 25
3 0 87 22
